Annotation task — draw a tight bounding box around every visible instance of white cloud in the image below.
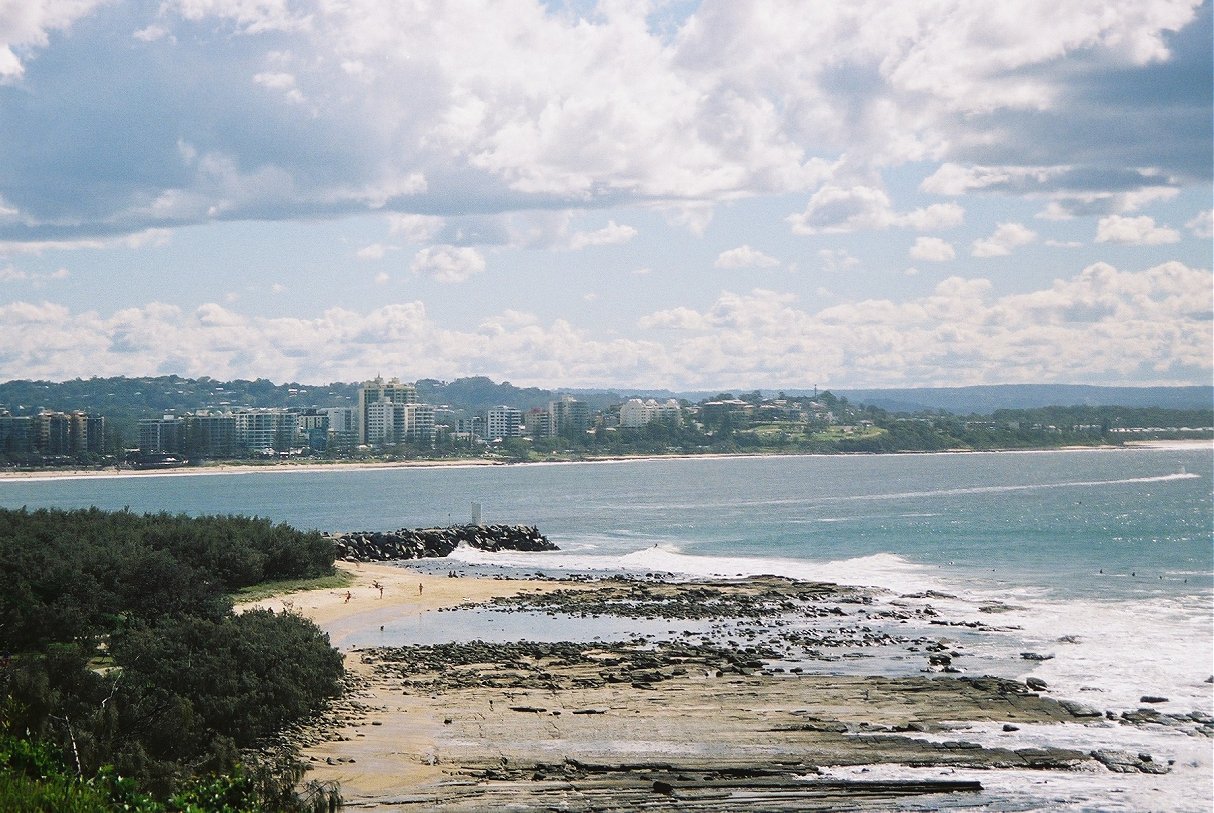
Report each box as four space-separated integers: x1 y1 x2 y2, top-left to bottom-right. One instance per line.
0 229 172 255
714 245 780 269
373 271 389 284
409 245 486 283
909 237 956 262
132 24 170 43
253 70 305 103
568 220 637 250
901 203 965 231
788 185 962 234
972 222 1037 257
357 243 389 260
817 248 860 273
1185 210 1213 240
252 71 295 90
0 0 1205 242
0 261 1207 388
166 0 306 34
1037 187 1181 220
0 265 70 284
788 186 892 234
0 0 108 81
1095 215 1181 245
388 214 444 243
922 164 1067 195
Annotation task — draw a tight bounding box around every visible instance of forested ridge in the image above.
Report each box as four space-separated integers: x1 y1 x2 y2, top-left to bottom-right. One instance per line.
0 508 345 811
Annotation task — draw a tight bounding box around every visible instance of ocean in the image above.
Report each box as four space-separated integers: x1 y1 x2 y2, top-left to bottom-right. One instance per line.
3 444 1211 811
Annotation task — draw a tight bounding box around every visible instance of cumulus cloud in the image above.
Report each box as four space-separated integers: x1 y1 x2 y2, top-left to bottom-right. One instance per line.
909 237 956 262
0 0 1205 244
714 245 780 269
787 185 962 234
409 245 486 283
568 220 637 250
1 261 1207 387
972 223 1037 257
1095 215 1181 245
1185 209 1212 239
0 0 108 81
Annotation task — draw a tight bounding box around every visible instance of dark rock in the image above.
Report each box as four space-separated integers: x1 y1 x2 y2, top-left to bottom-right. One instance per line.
1139 695 1169 704
652 779 676 795
1091 749 1171 774
1025 677 1048 691
1020 652 1053 661
329 524 557 562
1002 724 1020 732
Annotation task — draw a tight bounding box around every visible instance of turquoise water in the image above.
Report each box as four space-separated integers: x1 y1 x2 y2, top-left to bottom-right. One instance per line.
2 446 1209 602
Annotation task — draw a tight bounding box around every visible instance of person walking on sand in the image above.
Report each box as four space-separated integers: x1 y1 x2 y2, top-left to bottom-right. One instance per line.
344 591 351 603
418 582 423 596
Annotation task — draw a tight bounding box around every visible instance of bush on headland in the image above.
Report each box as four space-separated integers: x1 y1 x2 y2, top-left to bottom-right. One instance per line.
0 507 344 811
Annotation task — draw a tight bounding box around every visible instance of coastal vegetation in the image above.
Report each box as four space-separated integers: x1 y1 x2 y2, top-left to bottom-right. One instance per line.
0 508 344 810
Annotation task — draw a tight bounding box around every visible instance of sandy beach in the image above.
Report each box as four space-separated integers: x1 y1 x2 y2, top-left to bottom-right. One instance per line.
240 562 587 799
239 562 1208 811
3 439 1208 484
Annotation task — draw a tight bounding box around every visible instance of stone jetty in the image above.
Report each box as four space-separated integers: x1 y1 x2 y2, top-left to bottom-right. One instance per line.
329 524 557 562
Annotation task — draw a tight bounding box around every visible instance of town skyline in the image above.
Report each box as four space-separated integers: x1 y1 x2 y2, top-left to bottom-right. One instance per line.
1 1 1211 390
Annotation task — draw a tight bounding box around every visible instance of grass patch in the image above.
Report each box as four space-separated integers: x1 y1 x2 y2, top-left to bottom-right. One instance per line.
810 426 885 442
231 570 354 602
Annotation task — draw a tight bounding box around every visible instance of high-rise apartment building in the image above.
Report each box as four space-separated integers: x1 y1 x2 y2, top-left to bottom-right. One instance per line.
0 412 34 457
357 376 418 444
138 416 183 454
486 406 523 440
549 396 590 436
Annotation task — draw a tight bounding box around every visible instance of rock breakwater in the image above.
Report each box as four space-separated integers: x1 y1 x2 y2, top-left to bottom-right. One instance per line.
329 524 556 562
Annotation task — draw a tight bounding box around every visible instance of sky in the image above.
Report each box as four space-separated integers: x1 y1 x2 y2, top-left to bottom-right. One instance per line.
0 0 1211 391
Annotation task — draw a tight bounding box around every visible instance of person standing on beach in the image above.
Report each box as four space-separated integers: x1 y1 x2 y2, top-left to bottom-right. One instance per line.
418 583 423 596
344 591 352 603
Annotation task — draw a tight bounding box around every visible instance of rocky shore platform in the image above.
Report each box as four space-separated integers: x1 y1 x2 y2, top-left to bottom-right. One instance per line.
267 569 1208 811
329 524 556 562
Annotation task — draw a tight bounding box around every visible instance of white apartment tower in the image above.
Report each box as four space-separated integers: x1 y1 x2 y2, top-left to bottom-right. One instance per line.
357 376 418 444
486 406 523 440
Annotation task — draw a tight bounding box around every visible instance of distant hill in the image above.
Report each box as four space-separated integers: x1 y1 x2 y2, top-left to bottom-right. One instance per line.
2 377 1209 420
569 384 1213 414
833 385 1214 415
